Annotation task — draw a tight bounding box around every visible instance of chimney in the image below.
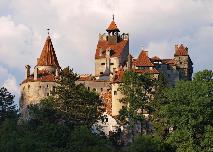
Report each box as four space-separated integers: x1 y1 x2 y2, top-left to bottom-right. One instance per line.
127 54 132 70
25 65 31 79
34 66 38 80
175 44 179 55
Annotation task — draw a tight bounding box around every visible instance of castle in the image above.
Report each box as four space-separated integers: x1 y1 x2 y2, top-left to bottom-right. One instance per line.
20 17 193 132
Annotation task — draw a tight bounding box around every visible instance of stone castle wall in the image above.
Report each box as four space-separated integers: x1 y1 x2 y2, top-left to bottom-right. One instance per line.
111 83 125 116
20 81 57 109
76 80 111 94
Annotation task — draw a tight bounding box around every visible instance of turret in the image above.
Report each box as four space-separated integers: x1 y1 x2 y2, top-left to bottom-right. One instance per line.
106 15 120 44
174 44 193 80
20 30 61 119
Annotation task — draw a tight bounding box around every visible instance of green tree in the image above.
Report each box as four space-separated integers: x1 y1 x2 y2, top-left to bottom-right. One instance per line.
128 135 174 152
118 71 154 136
0 119 19 152
0 100 114 152
48 67 104 127
152 70 213 152
0 87 17 124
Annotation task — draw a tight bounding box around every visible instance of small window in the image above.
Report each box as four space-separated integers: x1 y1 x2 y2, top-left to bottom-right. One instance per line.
114 91 117 95
39 86 42 89
101 88 103 92
105 118 108 122
88 87 90 91
53 86 56 91
47 85 49 88
93 88 96 92
28 85 30 89
47 93 49 96
110 63 114 65
101 63 105 65
100 72 103 75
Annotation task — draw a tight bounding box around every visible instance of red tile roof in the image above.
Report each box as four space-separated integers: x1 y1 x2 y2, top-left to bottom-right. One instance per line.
21 69 58 84
78 75 94 81
151 56 161 61
106 21 120 32
134 68 159 74
37 36 60 67
113 69 124 82
95 39 128 59
175 44 188 56
162 59 176 65
134 51 154 67
100 90 112 115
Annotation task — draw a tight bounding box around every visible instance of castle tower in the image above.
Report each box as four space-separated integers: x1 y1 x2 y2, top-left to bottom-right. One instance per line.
174 44 193 80
95 15 129 79
20 33 61 116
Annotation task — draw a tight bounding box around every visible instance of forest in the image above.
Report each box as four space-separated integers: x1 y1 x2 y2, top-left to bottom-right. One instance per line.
0 68 212 152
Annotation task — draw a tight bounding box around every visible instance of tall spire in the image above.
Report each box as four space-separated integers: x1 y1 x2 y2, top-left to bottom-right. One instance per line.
37 32 60 67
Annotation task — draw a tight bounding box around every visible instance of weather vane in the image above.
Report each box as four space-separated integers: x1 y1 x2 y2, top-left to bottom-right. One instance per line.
112 14 114 21
47 28 50 35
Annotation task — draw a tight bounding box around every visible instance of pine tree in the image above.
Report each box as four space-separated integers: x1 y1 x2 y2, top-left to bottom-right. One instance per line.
0 87 17 124
42 67 104 127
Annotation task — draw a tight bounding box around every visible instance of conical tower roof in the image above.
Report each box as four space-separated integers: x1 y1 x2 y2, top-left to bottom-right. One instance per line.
106 21 120 32
106 15 120 32
37 36 60 67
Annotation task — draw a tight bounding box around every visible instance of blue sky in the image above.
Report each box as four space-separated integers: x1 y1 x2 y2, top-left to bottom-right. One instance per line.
0 0 213 104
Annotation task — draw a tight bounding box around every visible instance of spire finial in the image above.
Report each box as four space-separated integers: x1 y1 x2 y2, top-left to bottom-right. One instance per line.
112 14 114 21
47 28 50 36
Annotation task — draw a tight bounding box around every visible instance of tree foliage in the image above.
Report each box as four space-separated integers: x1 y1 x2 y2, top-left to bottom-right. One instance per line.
128 135 174 152
0 97 113 152
49 67 104 127
152 70 213 151
0 87 17 124
118 71 154 123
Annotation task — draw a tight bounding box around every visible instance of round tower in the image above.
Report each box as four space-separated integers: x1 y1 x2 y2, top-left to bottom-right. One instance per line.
19 33 61 117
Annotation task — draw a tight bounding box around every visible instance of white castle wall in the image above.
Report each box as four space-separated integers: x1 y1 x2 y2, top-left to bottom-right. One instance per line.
95 57 120 76
20 81 57 109
111 83 125 116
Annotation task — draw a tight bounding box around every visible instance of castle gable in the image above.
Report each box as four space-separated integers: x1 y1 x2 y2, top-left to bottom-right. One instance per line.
95 39 128 59
133 50 154 67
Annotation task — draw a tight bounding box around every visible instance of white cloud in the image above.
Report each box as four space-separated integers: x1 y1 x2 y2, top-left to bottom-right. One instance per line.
0 65 19 106
0 0 212 107
0 0 212 75
0 16 33 69
2 76 19 96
